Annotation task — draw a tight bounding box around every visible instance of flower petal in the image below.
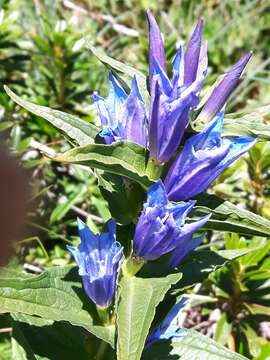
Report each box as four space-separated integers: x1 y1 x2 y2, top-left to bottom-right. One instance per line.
147 10 167 88
184 18 204 85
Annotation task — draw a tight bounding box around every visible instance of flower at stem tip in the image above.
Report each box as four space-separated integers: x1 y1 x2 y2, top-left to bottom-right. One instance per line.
164 111 257 202
199 52 253 122
133 181 210 266
67 218 123 309
93 71 147 148
147 11 208 163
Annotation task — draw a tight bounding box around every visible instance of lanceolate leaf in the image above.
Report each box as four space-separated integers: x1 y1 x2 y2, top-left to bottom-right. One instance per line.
223 118 270 141
5 86 99 146
177 242 265 291
223 105 270 140
0 266 115 347
194 104 270 141
87 44 149 102
214 313 233 346
55 141 153 187
194 193 270 237
142 328 248 360
117 273 181 360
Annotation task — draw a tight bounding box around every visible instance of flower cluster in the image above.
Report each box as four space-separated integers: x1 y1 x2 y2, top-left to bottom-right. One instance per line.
68 10 256 345
133 181 210 266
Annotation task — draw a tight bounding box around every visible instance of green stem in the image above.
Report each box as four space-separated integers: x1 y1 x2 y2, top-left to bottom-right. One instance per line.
96 306 110 325
122 256 145 277
146 157 163 181
95 340 108 360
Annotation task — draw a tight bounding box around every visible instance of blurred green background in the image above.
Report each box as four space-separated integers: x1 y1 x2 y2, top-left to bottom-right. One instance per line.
1 0 270 358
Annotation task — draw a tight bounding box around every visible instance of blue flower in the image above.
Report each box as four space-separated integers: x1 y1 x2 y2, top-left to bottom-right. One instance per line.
165 111 257 201
93 72 147 148
67 218 123 308
133 181 210 262
199 52 252 122
147 11 208 163
145 297 189 348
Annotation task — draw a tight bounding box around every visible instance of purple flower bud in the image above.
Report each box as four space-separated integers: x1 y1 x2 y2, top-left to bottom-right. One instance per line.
67 218 123 308
93 72 147 148
147 15 208 163
147 10 167 89
184 18 204 85
165 111 257 201
199 52 252 122
133 181 209 261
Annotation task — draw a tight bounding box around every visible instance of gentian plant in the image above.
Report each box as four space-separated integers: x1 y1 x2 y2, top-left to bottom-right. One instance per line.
3 9 270 360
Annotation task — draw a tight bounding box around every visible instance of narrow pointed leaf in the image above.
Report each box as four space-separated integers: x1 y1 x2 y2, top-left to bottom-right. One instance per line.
5 86 98 146
223 105 270 140
177 242 264 291
194 105 270 141
117 273 181 360
54 141 153 187
194 193 270 237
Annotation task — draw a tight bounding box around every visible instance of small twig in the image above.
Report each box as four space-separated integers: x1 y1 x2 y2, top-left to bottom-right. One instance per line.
27 222 73 244
70 205 104 223
23 263 43 273
29 139 57 157
17 236 49 260
0 328 12 333
227 334 236 352
62 0 139 37
191 320 215 331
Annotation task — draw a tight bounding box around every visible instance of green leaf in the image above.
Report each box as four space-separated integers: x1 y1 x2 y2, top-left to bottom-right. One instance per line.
253 342 270 360
194 193 270 237
87 44 148 103
0 121 13 132
194 104 270 141
55 141 153 187
214 313 232 346
243 324 263 358
143 328 248 359
97 171 144 225
116 273 181 360
177 244 262 291
49 186 86 223
223 105 270 141
216 241 266 260
4 86 99 146
245 302 270 316
0 266 115 347
11 313 90 360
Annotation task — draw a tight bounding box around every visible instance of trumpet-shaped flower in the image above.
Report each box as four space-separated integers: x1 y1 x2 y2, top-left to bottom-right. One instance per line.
145 298 189 348
165 111 257 201
133 181 210 261
93 72 147 148
147 11 208 163
67 218 123 308
199 52 252 122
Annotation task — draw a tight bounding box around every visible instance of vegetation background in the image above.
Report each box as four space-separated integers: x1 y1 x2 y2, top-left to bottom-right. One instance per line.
1 0 270 358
